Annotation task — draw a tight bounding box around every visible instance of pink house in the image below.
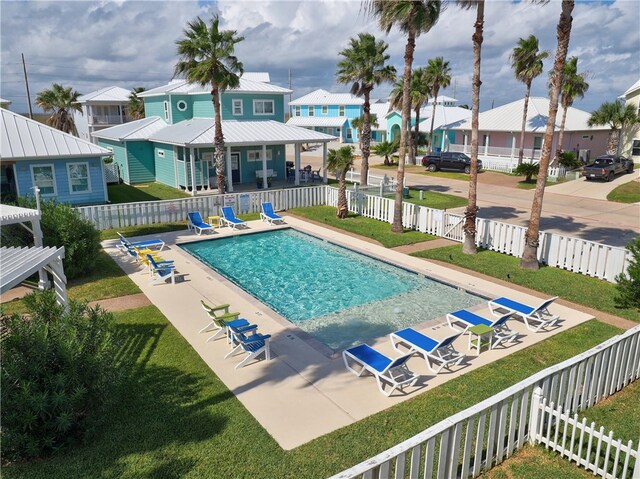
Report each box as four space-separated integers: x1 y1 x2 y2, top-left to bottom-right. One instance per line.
449 97 609 164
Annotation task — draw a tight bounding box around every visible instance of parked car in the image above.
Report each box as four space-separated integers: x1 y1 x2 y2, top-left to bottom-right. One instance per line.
583 155 634 181
421 152 482 174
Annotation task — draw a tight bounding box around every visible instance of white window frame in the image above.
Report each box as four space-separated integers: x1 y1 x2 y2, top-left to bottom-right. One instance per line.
247 149 273 162
294 106 301 117
308 106 315 117
632 139 640 157
156 148 166 158
30 164 57 197
232 99 243 116
66 162 91 195
339 105 345 116
253 99 275 116
321 105 328 115
176 100 188 112
346 128 353 140
163 100 169 121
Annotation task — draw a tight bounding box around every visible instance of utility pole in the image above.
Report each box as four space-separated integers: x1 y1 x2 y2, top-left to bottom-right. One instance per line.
21 53 33 119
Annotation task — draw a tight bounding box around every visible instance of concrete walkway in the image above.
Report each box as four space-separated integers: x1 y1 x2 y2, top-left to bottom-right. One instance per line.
548 171 639 201
104 219 593 450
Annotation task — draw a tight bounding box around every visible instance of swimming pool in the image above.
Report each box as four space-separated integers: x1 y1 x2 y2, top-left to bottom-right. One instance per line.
181 229 482 350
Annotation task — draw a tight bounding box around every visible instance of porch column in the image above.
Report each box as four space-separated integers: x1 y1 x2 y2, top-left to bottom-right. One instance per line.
190 147 197 196
322 142 328 183
484 134 490 156
262 144 268 189
32 189 49 290
510 134 516 159
440 131 446 151
173 146 179 187
226 145 233 192
463 133 468 154
294 143 301 185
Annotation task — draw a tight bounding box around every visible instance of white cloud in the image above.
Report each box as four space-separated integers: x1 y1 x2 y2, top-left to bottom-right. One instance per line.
1 0 638 115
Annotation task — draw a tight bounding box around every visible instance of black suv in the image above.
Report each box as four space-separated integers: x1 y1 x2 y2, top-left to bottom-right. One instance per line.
421 152 482 173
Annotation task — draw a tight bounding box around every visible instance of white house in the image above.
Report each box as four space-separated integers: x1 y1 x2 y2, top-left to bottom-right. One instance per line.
74 86 132 144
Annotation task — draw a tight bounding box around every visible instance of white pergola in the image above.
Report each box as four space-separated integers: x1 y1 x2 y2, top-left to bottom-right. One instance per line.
0 203 68 307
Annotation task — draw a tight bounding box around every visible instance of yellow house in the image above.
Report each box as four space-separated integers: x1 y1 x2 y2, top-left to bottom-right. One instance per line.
620 78 640 163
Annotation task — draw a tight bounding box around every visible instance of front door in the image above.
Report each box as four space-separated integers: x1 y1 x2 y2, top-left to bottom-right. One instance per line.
231 153 240 183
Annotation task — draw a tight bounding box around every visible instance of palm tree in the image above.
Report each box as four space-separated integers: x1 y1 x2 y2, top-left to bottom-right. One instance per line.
520 0 576 270
424 57 452 153
351 114 379 151
389 70 429 163
128 87 146 120
365 0 442 233
35 83 82 135
550 56 589 164
373 140 399 165
337 33 396 187
327 146 355 218
175 15 244 194
587 101 640 155
458 0 484 255
510 35 549 166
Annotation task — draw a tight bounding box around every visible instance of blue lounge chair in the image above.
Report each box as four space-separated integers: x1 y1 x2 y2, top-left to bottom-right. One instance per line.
447 309 518 349
187 212 215 235
390 329 465 374
343 344 418 397
260 202 285 225
220 207 247 230
488 296 559 332
147 254 175 285
225 328 271 369
117 232 165 252
200 301 254 341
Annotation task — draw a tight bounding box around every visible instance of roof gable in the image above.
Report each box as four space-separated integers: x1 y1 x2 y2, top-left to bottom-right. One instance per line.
289 89 364 106
138 77 290 98
78 86 131 103
92 117 169 141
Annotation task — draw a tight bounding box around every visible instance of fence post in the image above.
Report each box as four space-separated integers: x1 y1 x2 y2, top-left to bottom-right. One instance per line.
528 387 543 445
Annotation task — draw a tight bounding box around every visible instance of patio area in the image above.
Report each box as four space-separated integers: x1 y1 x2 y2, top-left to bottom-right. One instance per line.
103 216 594 450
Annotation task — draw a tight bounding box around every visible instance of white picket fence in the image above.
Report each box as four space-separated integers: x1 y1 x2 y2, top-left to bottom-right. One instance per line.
325 187 630 283
531 391 639 479
344 168 397 188
76 186 326 230
328 325 640 479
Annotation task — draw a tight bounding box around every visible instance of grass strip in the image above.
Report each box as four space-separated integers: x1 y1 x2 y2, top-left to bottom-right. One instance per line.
107 182 190 203
4 309 620 479
411 245 640 323
606 180 640 203
386 188 467 210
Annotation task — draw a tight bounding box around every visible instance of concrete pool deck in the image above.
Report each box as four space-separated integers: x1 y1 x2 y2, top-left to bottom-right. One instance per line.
104 217 594 450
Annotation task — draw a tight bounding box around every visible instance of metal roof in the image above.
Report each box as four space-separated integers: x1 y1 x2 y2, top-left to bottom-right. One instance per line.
428 95 458 104
0 246 65 294
241 72 271 83
286 116 348 128
452 97 609 132
370 102 390 131
1 109 112 160
0 97 12 105
138 77 290 98
0 204 40 225
92 116 169 141
149 119 336 146
78 86 131 103
417 105 472 131
289 89 364 106
623 78 640 97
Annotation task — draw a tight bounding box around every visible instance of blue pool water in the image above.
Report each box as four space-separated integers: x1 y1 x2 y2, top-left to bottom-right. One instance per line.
181 229 482 350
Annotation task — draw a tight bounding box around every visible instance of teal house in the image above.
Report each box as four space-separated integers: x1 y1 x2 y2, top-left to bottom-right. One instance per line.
94 73 335 192
0 109 111 205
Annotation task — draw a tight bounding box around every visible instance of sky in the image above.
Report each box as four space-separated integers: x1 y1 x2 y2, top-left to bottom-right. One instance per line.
1 0 639 115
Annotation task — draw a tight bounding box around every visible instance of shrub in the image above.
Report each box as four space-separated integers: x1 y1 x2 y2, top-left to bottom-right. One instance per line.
1 197 100 279
1 291 122 461
615 238 640 310
559 151 581 169
514 162 540 182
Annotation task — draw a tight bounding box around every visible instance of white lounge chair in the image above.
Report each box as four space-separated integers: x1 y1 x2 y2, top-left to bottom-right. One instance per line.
220 207 247 230
117 232 165 252
343 344 418 397
187 212 215 235
260 202 285 225
147 254 176 285
447 309 518 349
488 296 559 332
390 329 465 374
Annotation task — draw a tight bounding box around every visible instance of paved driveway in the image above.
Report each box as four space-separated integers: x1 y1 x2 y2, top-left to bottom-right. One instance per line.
548 169 639 200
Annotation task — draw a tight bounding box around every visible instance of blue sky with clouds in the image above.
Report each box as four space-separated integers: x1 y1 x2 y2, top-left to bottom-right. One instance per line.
1 0 638 115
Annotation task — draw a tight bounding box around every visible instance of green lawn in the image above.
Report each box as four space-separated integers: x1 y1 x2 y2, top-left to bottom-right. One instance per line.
1 250 140 315
288 205 435 247
411 245 640 323
107 182 190 203
3 306 620 479
386 188 467 210
517 177 569 190
371 163 424 172
607 180 640 203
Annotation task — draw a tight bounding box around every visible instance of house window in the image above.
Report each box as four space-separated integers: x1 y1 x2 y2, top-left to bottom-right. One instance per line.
163 101 169 121
156 148 166 158
176 100 188 112
321 105 328 115
31 164 56 196
253 100 274 115
247 150 273 162
232 99 243 116
346 129 353 140
339 105 345 116
67 162 91 194
294 106 301 117
308 106 315 117
632 139 640 157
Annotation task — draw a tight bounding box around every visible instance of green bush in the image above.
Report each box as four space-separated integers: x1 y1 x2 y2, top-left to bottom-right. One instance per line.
1 291 122 461
615 238 640 310
514 162 540 182
559 151 581 169
1 198 100 279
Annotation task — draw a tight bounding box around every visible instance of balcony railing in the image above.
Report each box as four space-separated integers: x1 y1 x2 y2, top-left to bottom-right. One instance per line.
449 143 542 160
90 114 132 125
